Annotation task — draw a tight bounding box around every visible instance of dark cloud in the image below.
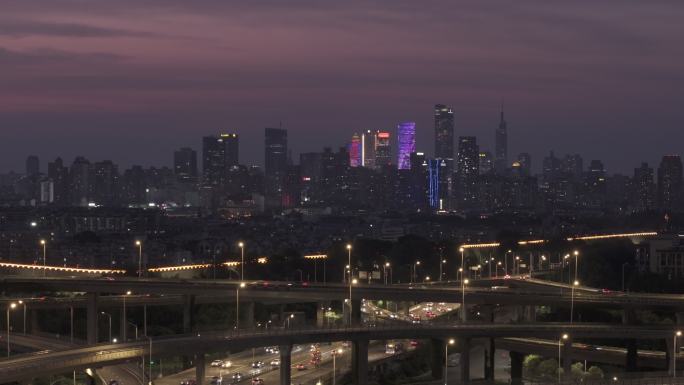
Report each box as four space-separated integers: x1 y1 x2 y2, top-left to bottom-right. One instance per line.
0 19 155 38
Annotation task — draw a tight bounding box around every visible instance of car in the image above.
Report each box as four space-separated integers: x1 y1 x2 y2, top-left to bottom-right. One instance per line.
270 359 280 366
221 361 232 368
231 373 243 382
296 363 307 371
251 378 264 385
210 360 224 367
251 361 265 368
180 380 196 385
410 340 419 347
210 376 222 385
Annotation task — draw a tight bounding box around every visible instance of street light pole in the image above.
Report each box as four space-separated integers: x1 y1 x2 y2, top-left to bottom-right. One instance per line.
675 331 681 378
445 339 454 385
558 333 568 383
40 240 46 277
461 279 469 322
238 242 245 281
236 282 245 331
333 348 342 385
6 302 17 357
346 244 352 324
135 241 142 279
101 312 112 342
123 290 131 341
571 280 579 323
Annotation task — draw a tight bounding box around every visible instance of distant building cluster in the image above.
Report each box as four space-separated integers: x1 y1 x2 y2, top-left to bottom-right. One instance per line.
2 104 683 218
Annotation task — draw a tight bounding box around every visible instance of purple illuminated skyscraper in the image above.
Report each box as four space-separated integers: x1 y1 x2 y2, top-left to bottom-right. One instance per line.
397 122 416 170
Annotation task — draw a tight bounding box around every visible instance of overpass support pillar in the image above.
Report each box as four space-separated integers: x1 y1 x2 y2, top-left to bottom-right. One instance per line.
485 338 495 380
86 292 98 344
352 339 369 385
241 301 255 329
430 339 445 380
622 308 637 325
677 312 684 325
459 337 471 384
523 305 536 322
346 299 361 326
120 302 128 341
316 301 330 327
183 294 195 333
626 339 638 371
562 337 572 378
509 351 524 385
666 337 674 373
194 353 205 385
30 308 40 334
279 344 292 385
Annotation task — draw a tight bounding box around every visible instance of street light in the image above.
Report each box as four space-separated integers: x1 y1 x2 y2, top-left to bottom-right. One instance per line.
515 256 520 275
558 333 569 383
332 348 343 385
571 280 579 323
238 242 245 280
135 241 142 278
123 290 131 341
412 260 421 284
347 244 353 324
459 247 465 282
461 279 469 322
383 262 391 285
675 330 682 378
236 282 245 330
439 259 447 282
445 339 455 385
40 240 46 276
286 313 295 328
6 302 17 357
101 312 112 342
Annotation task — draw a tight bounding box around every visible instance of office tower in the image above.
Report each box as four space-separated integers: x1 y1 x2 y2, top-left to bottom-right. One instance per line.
121 165 147 205
428 158 448 210
479 151 493 175
69 156 91 206
584 160 607 209
408 152 428 209
264 127 288 208
222 133 239 167
202 136 226 187
657 155 683 211
494 105 508 172
375 131 391 168
300 152 322 205
456 136 479 208
361 130 376 168
434 104 454 169
397 122 416 170
633 162 654 210
561 154 584 179
92 160 120 206
47 157 69 206
517 153 532 175
542 151 561 182
349 133 362 167
174 147 198 182
26 156 40 176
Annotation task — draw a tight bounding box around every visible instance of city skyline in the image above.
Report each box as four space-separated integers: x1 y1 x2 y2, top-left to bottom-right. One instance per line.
1 1 683 172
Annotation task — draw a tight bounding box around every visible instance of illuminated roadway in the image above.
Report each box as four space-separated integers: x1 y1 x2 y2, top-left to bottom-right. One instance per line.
0 323 677 383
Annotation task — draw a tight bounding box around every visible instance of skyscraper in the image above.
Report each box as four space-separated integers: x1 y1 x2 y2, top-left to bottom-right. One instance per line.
434 104 454 168
397 122 416 170
657 155 682 211
265 127 288 208
202 136 226 187
349 133 362 167
517 153 532 176
456 136 479 208
174 147 198 182
374 131 391 168
222 133 239 167
478 151 493 175
633 162 654 211
361 130 376 168
495 105 508 172
26 155 39 176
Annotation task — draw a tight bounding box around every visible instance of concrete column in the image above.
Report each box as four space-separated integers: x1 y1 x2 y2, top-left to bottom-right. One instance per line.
183 294 195 333
666 337 674 373
351 299 362 326
352 339 369 385
562 337 572 377
509 351 524 385
430 339 445 380
677 312 684 325
622 308 637 325
522 305 536 322
119 303 128 341
625 339 638 372
459 337 471 384
279 344 292 385
241 301 255 329
485 338 495 380
86 293 98 344
195 353 205 385
30 309 40 334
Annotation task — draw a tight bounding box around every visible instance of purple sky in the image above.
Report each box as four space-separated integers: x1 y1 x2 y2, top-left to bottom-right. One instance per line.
1 0 683 174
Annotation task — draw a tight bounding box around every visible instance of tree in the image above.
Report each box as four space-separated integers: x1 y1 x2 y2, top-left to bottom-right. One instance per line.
570 362 585 380
586 366 604 379
536 358 559 380
523 354 542 377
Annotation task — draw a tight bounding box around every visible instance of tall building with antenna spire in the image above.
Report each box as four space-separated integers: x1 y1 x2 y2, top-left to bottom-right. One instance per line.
495 102 508 172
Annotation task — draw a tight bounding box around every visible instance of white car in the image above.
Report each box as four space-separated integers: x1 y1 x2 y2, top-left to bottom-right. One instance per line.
210 360 223 367
221 361 232 368
270 359 280 366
